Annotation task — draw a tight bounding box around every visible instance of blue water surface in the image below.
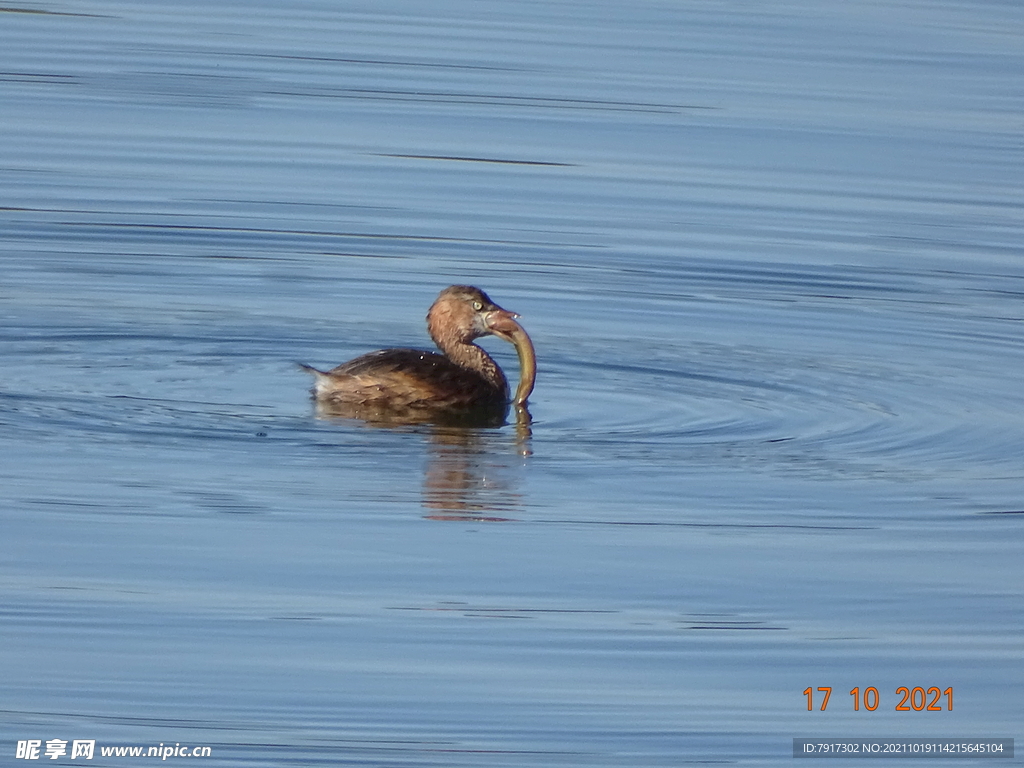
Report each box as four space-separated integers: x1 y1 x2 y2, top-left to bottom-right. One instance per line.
1 1 1022 765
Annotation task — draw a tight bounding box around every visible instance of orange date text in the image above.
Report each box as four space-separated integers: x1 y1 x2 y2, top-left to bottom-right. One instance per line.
803 687 952 712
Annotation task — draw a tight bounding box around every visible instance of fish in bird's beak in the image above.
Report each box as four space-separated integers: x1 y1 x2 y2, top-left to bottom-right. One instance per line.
485 307 536 406
483 307 521 340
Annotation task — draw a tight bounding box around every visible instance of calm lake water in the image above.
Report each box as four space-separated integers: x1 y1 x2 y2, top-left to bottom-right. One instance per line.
2 1 1022 765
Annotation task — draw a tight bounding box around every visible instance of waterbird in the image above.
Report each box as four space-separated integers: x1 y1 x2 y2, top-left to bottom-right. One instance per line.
300 285 535 422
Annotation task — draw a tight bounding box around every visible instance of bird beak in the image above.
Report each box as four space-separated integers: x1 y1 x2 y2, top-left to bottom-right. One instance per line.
484 308 521 337
485 308 537 406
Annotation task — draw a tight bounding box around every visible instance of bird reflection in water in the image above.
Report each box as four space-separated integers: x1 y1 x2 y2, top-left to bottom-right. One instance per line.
420 419 531 522
301 285 535 520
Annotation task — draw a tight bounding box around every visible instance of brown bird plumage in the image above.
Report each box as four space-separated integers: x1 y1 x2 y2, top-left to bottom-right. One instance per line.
301 286 536 423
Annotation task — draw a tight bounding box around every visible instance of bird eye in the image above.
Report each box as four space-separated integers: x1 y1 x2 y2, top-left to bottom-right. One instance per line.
472 301 483 311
